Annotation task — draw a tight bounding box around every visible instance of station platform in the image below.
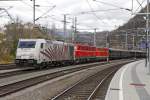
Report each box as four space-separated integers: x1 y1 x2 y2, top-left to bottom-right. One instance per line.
105 60 150 100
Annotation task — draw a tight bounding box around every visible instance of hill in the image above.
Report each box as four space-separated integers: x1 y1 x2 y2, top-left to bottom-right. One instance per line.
109 4 150 50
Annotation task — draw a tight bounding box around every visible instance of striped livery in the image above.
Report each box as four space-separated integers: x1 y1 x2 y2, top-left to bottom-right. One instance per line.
40 41 74 63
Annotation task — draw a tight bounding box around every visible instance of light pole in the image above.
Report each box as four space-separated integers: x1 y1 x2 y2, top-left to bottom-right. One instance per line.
74 17 77 43
106 32 109 48
94 28 96 46
132 0 150 72
33 0 35 25
146 0 150 73
28 0 35 25
63 14 67 43
30 0 35 38
125 32 128 49
30 0 36 25
71 17 77 43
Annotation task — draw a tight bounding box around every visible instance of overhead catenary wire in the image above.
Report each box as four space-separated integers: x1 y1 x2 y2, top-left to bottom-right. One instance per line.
20 0 33 8
20 0 56 22
86 0 109 26
36 15 71 24
35 5 56 21
0 7 14 21
13 0 117 30
93 0 131 11
136 0 144 9
0 0 22 1
18 0 59 31
20 1 72 25
0 0 137 32
78 8 126 15
133 0 146 14
20 0 53 12
0 6 13 15
70 8 125 16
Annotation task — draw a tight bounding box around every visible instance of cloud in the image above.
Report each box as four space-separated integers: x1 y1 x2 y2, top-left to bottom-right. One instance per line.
0 0 146 31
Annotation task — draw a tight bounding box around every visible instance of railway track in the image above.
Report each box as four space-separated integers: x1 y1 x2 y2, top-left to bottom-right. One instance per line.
0 63 17 70
0 61 106 80
0 60 132 97
0 59 128 79
0 61 109 97
51 63 123 100
0 68 35 79
87 69 115 100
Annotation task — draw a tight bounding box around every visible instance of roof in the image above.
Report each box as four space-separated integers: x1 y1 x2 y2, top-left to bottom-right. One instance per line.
109 48 146 53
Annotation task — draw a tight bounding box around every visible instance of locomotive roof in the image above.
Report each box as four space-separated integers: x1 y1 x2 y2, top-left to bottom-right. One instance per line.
51 40 73 45
19 39 74 45
19 38 46 42
109 48 146 53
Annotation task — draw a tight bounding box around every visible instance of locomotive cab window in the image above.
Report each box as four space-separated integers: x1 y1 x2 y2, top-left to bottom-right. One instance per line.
18 41 36 48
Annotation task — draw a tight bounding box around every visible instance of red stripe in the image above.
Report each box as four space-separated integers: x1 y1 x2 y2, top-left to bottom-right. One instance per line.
130 83 145 87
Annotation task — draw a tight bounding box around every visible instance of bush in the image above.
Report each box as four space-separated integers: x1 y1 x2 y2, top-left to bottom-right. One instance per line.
0 53 14 64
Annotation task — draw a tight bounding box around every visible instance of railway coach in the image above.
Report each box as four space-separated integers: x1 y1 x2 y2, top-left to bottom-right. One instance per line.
109 48 146 60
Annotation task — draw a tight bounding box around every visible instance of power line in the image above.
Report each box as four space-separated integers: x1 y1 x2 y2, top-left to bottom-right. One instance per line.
133 0 146 13
20 1 53 14
0 0 22 1
20 0 56 23
35 5 56 21
136 0 144 9
0 6 13 15
36 15 71 23
21 0 49 15
20 0 33 8
78 8 125 15
93 0 131 10
0 7 14 21
86 0 108 26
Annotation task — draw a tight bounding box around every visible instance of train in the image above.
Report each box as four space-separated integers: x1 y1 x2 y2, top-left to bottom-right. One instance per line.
15 39 146 68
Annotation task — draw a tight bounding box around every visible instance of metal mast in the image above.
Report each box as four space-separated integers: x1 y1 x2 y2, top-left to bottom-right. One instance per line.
63 15 67 43
33 0 35 25
146 0 150 73
94 28 96 46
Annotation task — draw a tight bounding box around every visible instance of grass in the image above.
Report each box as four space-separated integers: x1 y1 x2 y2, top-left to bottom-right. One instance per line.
0 54 14 64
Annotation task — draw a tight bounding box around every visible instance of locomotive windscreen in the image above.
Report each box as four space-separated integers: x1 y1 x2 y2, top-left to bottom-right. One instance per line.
18 41 36 48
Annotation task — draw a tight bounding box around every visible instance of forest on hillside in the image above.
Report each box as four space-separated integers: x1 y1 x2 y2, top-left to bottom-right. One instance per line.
0 17 60 63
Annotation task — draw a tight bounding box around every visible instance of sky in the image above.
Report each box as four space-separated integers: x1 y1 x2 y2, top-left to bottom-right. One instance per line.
0 0 147 31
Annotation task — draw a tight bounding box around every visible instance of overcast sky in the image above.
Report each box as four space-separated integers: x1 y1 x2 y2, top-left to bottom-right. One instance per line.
0 0 147 31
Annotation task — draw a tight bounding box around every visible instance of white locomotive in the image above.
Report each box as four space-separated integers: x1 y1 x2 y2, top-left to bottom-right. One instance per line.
15 39 74 68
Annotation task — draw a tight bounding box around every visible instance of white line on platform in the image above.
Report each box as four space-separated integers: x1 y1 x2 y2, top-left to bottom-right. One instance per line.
119 64 130 100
